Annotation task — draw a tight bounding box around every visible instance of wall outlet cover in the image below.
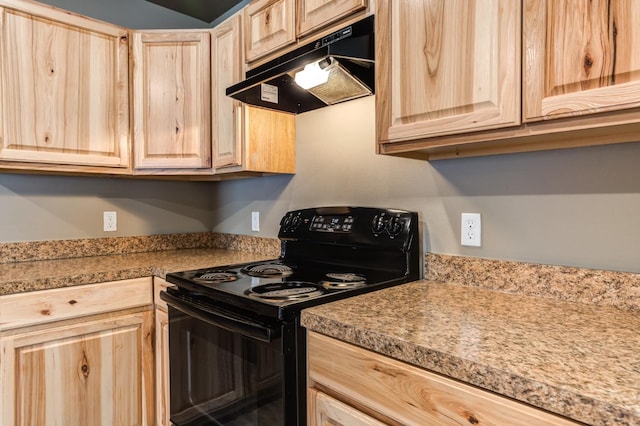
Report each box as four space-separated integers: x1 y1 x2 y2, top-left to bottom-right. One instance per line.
461 213 481 247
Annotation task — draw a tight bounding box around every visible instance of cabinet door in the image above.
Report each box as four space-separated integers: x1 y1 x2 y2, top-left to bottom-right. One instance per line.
376 0 521 143
132 31 211 170
244 0 296 63
211 14 243 169
296 0 367 37
0 311 154 426
0 5 129 169
523 0 640 122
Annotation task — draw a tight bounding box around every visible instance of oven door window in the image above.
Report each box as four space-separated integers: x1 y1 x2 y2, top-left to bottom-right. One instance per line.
168 305 293 426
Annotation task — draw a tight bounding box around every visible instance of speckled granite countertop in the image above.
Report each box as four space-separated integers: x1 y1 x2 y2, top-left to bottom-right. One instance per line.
0 249 277 296
0 233 280 295
302 280 640 426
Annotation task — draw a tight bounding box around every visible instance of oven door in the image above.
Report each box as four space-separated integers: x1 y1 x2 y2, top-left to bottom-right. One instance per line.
160 288 301 426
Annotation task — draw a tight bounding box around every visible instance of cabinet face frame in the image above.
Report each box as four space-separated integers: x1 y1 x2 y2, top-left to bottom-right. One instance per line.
155 308 170 426
153 278 172 426
131 31 212 171
376 0 521 144
0 4 130 169
523 0 640 122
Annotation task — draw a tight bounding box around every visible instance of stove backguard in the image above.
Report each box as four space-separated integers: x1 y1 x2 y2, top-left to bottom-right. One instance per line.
278 206 420 282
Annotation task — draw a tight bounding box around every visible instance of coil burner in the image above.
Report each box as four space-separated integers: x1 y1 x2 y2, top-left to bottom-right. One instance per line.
192 271 240 285
320 272 367 290
242 262 294 278
246 282 325 301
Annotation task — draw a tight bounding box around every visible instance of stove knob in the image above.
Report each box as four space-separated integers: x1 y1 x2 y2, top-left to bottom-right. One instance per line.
388 217 404 238
290 213 302 230
372 214 386 235
281 214 293 231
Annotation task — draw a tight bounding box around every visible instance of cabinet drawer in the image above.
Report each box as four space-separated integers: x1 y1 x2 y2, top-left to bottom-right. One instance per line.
308 332 578 425
0 277 152 331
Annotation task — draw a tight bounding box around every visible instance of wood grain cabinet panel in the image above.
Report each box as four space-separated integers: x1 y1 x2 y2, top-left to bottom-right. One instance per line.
244 0 296 63
524 0 640 122
215 104 295 175
307 331 579 426
0 311 154 426
211 14 244 169
376 0 521 143
0 3 129 171
0 278 154 426
132 31 212 171
296 0 367 37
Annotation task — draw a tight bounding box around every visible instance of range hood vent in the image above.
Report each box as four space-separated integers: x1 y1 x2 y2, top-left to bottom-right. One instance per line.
226 16 374 114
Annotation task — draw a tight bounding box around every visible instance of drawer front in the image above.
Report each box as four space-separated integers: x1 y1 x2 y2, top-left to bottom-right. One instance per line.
0 277 152 331
308 332 578 426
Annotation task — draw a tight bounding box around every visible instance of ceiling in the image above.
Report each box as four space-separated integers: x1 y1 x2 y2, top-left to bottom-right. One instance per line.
145 0 250 24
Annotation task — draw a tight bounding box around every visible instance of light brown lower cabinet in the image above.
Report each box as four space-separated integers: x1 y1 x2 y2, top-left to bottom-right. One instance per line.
0 278 155 426
307 331 579 426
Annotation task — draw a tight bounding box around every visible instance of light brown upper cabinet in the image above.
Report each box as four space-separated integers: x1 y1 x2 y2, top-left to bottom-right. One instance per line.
0 1 130 174
0 0 295 179
215 104 295 176
296 0 367 38
377 0 640 160
376 0 521 143
131 31 212 173
211 14 244 169
212 12 296 177
244 0 296 63
244 0 370 64
523 0 640 122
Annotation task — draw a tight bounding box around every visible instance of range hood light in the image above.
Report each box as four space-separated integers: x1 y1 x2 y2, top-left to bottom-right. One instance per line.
294 58 333 90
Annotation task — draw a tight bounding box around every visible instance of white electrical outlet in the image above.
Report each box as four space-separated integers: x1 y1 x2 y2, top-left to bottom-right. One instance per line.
461 213 481 247
251 211 260 232
103 211 117 232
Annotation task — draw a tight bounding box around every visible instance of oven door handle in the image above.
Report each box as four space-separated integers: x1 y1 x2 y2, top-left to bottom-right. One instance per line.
160 291 280 343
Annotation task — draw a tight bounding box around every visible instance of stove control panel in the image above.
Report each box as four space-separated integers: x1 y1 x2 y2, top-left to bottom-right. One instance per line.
279 207 418 250
310 214 354 233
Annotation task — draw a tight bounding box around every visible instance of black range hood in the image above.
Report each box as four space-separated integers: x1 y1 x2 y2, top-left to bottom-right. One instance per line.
226 15 374 114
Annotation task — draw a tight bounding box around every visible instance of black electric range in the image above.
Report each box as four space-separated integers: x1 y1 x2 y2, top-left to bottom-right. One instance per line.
161 206 420 425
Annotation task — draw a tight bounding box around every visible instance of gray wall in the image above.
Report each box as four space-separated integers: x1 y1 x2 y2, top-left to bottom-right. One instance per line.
213 97 640 273
0 175 214 241
2 1 639 274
